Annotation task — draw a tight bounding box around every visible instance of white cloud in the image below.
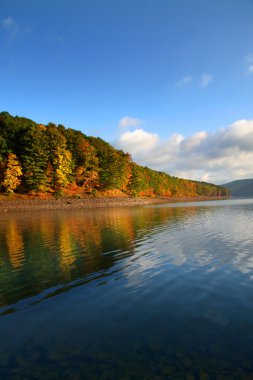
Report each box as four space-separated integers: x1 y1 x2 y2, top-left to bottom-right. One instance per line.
118 129 159 154
1 16 31 38
175 75 193 89
244 55 253 75
200 74 213 88
118 116 144 129
1 17 19 37
115 120 253 184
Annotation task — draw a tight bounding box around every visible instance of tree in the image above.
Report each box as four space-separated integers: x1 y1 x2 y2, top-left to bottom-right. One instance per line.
18 126 49 192
74 138 99 191
0 136 9 185
46 123 73 190
0 112 229 197
53 148 73 189
2 153 22 193
0 135 9 161
88 137 132 191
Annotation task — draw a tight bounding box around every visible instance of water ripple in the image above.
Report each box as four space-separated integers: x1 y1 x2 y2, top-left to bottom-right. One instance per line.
1 199 253 378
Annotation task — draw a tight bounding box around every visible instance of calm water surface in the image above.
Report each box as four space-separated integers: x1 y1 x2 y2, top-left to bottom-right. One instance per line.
0 199 253 379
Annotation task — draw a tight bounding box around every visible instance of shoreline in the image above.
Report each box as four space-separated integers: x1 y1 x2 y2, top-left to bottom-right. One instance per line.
0 196 229 213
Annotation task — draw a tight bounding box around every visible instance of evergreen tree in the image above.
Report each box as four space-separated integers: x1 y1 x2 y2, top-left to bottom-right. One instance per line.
88 137 132 191
74 138 99 191
18 126 49 192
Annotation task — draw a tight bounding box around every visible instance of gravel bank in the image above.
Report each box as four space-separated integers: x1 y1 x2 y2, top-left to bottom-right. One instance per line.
0 197 164 213
0 196 228 213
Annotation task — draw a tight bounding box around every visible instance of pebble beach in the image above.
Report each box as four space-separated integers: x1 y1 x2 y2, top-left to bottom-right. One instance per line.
0 196 228 213
0 196 165 213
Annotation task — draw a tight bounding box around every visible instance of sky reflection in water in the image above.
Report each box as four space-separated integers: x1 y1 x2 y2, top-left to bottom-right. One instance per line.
0 199 253 379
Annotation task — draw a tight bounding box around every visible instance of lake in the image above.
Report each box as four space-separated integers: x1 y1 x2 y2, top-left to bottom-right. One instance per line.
0 198 253 379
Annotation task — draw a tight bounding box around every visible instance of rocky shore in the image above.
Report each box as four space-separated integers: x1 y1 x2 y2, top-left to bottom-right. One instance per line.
0 196 164 213
0 196 228 213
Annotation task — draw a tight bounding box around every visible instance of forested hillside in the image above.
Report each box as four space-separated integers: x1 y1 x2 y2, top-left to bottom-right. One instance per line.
0 112 229 197
222 179 253 197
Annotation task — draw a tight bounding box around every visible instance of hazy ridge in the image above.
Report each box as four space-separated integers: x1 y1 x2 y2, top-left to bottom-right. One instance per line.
222 179 253 197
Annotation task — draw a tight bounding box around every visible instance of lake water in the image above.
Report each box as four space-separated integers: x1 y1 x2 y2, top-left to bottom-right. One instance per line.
1 199 253 379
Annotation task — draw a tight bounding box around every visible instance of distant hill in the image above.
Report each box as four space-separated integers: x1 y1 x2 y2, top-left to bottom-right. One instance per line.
222 179 253 197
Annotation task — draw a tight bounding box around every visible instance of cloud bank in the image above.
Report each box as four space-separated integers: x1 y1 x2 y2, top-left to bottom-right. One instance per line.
118 116 144 129
115 119 253 184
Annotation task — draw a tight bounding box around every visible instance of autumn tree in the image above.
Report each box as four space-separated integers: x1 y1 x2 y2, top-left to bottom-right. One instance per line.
0 112 229 197
53 148 73 189
2 153 22 193
46 124 73 190
74 139 99 191
64 129 99 192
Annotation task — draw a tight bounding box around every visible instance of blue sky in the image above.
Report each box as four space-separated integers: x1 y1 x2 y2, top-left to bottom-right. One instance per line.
1 0 253 183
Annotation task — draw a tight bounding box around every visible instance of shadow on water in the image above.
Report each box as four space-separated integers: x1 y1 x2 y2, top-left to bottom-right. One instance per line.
1 199 253 379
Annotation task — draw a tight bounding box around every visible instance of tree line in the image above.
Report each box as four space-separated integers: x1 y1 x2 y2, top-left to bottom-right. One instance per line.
0 112 229 197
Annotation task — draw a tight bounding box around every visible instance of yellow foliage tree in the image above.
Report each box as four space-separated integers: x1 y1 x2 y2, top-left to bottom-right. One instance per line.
2 153 23 193
53 148 73 189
